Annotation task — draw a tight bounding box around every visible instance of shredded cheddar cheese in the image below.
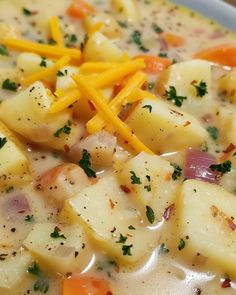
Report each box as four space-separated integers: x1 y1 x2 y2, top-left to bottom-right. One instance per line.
50 16 64 46
80 61 119 74
88 22 104 37
22 55 71 87
73 74 154 154
124 89 157 104
87 71 147 133
50 89 81 113
3 38 81 61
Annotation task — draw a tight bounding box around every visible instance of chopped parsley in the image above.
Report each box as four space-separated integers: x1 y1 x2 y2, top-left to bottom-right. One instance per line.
142 105 152 113
57 70 65 77
148 82 155 90
128 225 136 230
28 262 49 293
171 163 182 180
146 205 155 224
53 121 71 138
116 234 127 244
25 215 34 222
164 86 187 107
131 30 149 52
6 186 14 193
122 244 133 256
118 20 128 28
159 52 168 58
50 226 66 239
0 44 8 56
130 171 142 184
47 38 56 45
210 160 232 176
0 137 7 149
207 126 219 141
78 149 96 178
152 23 163 34
144 175 151 192
2 79 18 91
39 57 47 67
159 243 170 254
191 80 208 97
178 238 185 251
68 34 77 43
22 8 33 16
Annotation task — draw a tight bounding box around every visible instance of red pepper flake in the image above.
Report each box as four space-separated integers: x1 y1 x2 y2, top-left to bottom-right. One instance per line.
227 218 236 231
109 199 115 209
106 292 113 295
17 210 26 214
223 143 235 154
211 205 236 231
64 144 70 153
87 99 96 111
183 121 191 127
120 185 131 194
221 278 231 288
163 204 175 221
201 113 213 123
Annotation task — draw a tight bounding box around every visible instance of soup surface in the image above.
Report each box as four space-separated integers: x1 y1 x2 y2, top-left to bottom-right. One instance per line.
0 0 236 294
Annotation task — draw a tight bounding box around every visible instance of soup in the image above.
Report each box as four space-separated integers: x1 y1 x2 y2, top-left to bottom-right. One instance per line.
0 0 236 294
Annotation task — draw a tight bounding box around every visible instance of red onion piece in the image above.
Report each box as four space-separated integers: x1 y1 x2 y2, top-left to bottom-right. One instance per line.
2 194 30 220
184 149 220 184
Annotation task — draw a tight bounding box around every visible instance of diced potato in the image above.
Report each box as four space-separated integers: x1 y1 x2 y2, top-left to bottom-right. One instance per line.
55 66 79 92
0 250 32 291
0 121 31 188
0 81 81 150
118 152 178 224
125 98 208 153
37 164 91 208
61 176 158 264
16 53 54 77
83 12 121 38
156 60 214 118
112 0 139 23
0 22 20 42
219 70 236 104
177 179 236 278
69 131 117 169
215 106 236 146
83 32 126 62
0 68 20 85
23 223 93 274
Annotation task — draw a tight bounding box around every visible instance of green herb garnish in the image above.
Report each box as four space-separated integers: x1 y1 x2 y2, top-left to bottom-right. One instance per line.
152 24 163 34
159 52 168 58
23 8 33 16
57 70 65 77
207 126 219 141
116 234 127 244
0 137 7 149
118 20 128 28
191 80 208 97
50 226 66 239
144 175 151 192
210 160 232 176
2 79 18 91
146 205 155 224
178 238 185 251
131 30 149 52
0 44 8 56
6 186 14 193
128 225 136 230
122 244 133 256
130 171 142 184
53 122 71 137
164 86 187 107
25 215 34 222
142 105 152 113
148 82 155 90
171 163 182 180
39 57 47 67
159 243 170 254
78 149 96 178
28 262 49 293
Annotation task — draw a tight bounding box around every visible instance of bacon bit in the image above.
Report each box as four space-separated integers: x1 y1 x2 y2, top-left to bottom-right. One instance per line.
183 121 191 127
230 89 236 97
223 143 235 154
169 108 183 116
109 199 115 209
201 113 213 123
106 291 114 295
17 210 26 214
211 205 236 231
64 144 70 153
120 185 131 194
221 278 231 288
163 204 175 221
165 171 172 181
87 99 96 111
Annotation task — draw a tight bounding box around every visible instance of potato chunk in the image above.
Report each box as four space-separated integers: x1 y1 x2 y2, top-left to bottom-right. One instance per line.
83 32 126 62
216 106 236 146
23 223 92 274
61 176 158 264
156 60 213 118
55 66 79 92
0 82 80 150
0 250 32 291
112 0 139 23
178 179 236 278
126 98 208 153
118 152 178 224
219 70 236 104
0 121 31 188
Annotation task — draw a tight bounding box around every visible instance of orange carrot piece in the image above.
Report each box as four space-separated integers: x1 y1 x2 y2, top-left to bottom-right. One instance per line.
63 276 112 295
194 44 236 67
135 55 172 74
161 32 185 47
67 0 95 18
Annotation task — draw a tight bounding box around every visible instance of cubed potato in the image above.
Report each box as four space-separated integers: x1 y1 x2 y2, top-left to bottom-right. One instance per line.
112 0 139 23
118 152 178 224
156 60 213 118
83 32 126 62
16 53 54 77
61 176 158 264
177 179 236 278
0 81 81 150
83 12 121 38
0 250 32 291
23 223 93 274
215 106 236 146
125 98 208 153
0 121 31 188
0 22 20 42
0 68 20 85
219 70 236 104
55 66 79 92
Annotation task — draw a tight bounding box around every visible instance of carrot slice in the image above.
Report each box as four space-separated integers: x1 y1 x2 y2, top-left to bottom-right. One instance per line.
67 0 95 18
63 277 112 295
161 32 185 47
135 55 171 74
194 44 236 67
